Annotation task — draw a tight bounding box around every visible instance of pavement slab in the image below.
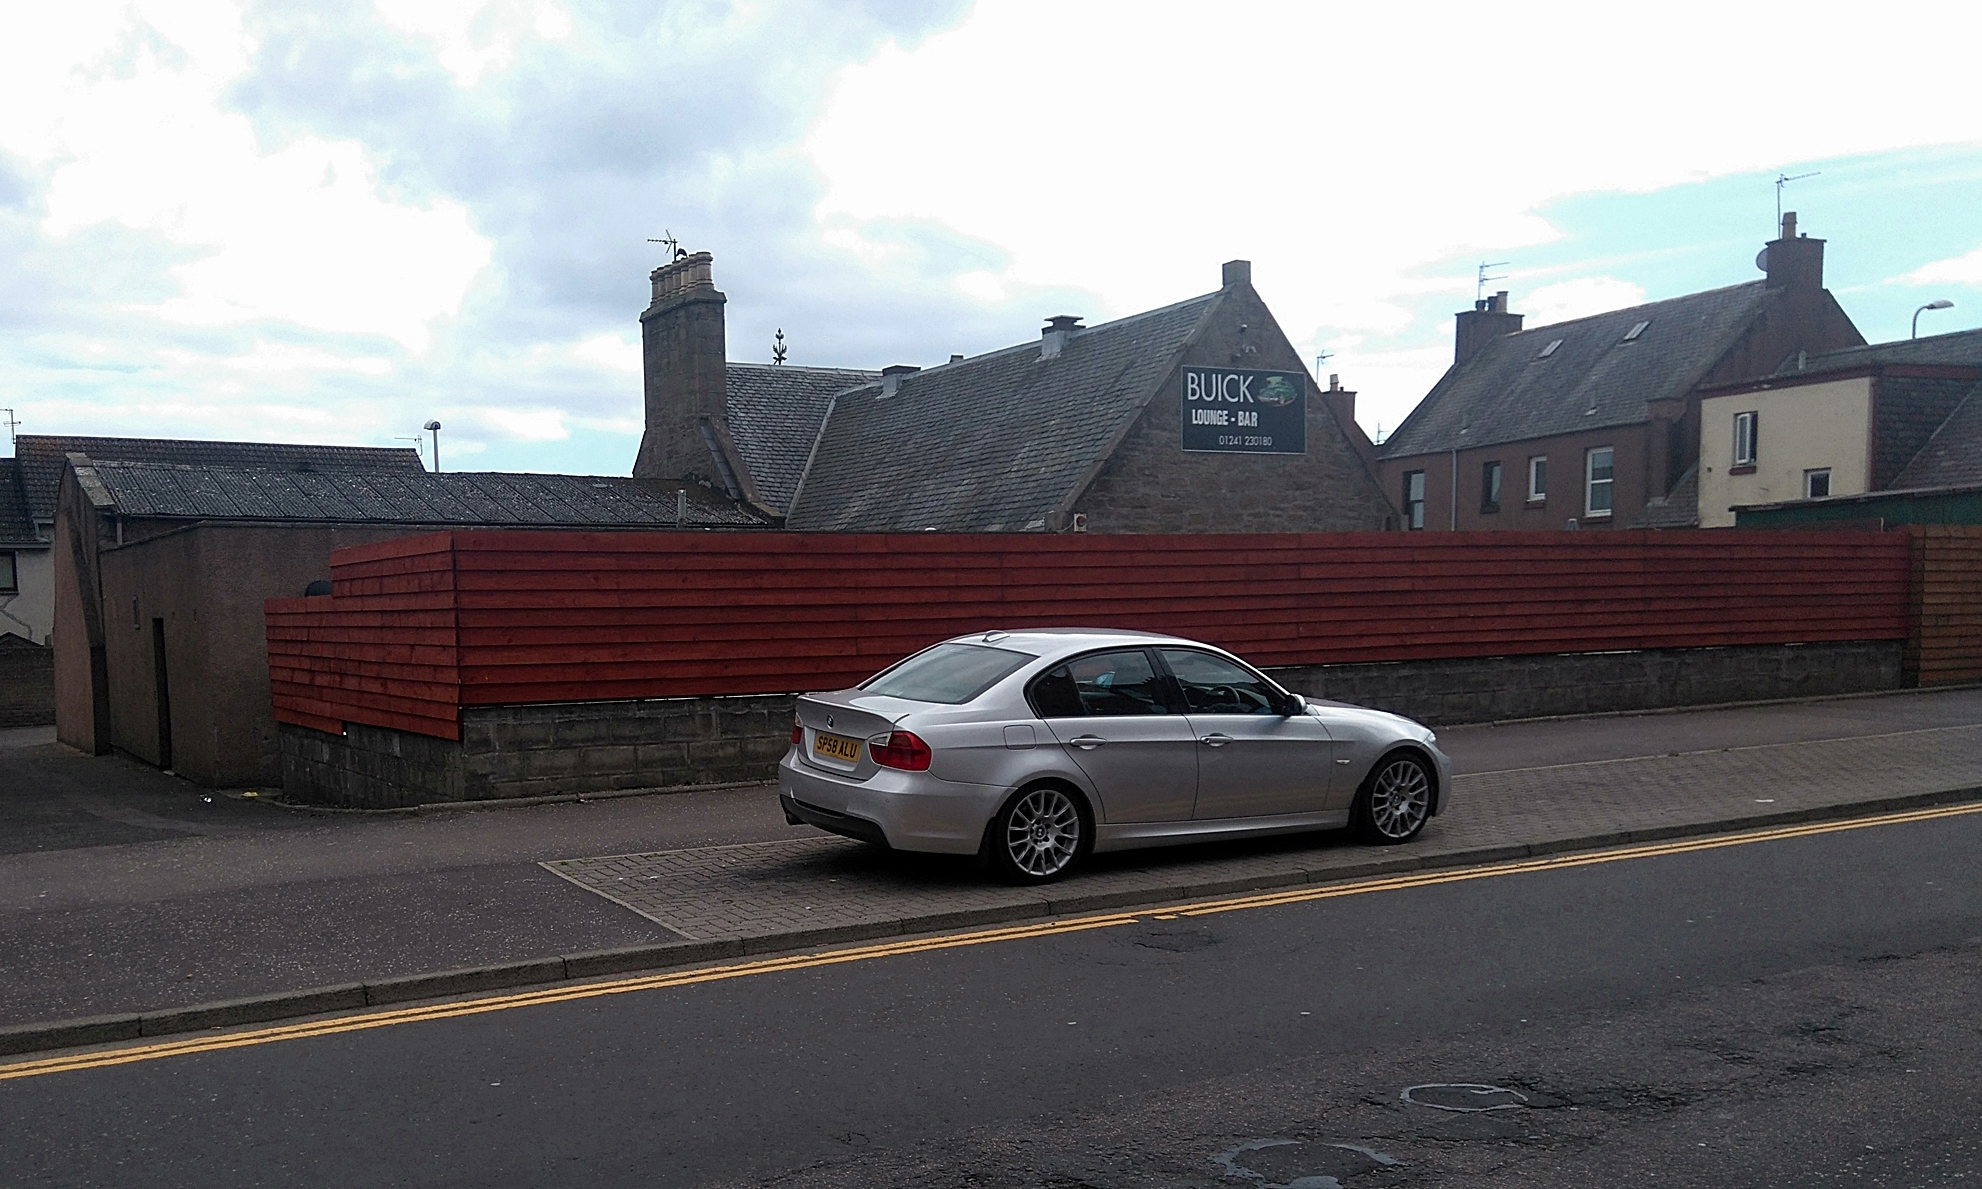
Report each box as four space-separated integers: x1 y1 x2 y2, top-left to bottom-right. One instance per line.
542 723 1982 943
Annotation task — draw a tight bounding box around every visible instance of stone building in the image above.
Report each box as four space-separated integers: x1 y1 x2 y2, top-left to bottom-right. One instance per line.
1377 214 1865 532
633 254 1397 533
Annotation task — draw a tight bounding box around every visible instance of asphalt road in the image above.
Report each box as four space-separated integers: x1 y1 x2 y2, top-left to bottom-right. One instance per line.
4 805 1978 1187
2 685 1980 1026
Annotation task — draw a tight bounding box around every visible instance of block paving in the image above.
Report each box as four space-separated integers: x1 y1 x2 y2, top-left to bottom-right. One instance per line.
544 724 1982 944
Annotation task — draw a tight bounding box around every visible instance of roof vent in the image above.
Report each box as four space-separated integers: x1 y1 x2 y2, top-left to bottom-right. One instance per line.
1623 321 1649 342
1538 339 1563 359
879 364 920 398
1041 315 1083 359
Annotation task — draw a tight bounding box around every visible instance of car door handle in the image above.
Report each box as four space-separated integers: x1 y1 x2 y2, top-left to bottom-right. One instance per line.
1069 734 1107 750
1200 733 1234 747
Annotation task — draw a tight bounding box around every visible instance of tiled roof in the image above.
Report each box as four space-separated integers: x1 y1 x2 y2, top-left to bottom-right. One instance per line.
14 435 424 524
1784 326 1982 375
0 459 37 544
1890 382 1982 492
1630 463 1700 529
724 364 878 513
82 463 768 527
1379 283 1777 458
786 293 1218 532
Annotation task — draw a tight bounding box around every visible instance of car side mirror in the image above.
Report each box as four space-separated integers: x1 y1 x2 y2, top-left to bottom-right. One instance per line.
1278 693 1306 716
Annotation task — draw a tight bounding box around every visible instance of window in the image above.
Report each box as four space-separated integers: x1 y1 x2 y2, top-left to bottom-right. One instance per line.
1403 470 1426 530
1158 649 1281 716
1527 456 1547 502
1733 411 1758 467
1481 460 1502 514
0 551 15 593
1586 447 1614 517
1537 339 1563 358
1622 320 1650 342
1805 468 1831 499
862 643 1035 705
1027 649 1173 718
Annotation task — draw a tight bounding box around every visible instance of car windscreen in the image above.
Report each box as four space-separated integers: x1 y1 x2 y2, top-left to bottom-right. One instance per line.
860 643 1037 705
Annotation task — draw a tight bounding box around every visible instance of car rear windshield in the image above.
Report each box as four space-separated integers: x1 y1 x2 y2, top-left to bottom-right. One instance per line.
861 643 1036 705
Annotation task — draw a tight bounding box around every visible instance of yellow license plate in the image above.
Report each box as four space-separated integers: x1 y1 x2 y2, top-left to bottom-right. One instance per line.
812 731 862 763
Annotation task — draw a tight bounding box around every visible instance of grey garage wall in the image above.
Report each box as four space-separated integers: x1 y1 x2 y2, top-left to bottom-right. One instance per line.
275 641 1903 809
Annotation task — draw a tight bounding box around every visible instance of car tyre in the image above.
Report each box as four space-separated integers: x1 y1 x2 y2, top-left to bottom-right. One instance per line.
989 783 1090 884
1353 751 1433 845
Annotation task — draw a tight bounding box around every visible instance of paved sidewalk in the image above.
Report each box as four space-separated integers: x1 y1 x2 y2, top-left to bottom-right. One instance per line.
544 724 1982 943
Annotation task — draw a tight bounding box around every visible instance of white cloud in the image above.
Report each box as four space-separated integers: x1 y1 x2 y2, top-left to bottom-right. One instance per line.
1900 247 1982 286
479 407 569 441
9 2 491 351
372 0 573 87
571 332 640 373
1522 278 1649 328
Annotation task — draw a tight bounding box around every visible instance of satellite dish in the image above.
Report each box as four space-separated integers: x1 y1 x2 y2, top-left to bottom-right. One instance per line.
1755 247 1770 272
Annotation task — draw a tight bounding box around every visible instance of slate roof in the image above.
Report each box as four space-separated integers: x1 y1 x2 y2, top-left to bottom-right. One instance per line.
786 293 1218 532
1781 326 1982 375
1890 382 1982 492
723 364 879 513
14 435 424 524
1630 463 1700 529
0 459 38 545
80 463 768 528
1379 283 1778 458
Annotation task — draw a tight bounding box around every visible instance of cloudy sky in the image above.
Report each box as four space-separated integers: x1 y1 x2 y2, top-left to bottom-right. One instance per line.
4 1 1980 473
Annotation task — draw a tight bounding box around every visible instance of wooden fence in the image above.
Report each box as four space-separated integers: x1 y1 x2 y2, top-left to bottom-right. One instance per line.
1909 525 1982 686
266 529 1914 741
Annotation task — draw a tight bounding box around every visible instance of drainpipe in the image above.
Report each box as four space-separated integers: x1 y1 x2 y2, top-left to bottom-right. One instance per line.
1449 447 1459 531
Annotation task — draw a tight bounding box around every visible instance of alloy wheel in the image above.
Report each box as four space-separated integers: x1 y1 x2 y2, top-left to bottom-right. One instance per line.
1005 787 1082 878
1368 757 1431 840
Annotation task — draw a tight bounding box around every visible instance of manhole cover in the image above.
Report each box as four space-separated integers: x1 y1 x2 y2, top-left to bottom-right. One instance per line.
1400 1083 1529 1113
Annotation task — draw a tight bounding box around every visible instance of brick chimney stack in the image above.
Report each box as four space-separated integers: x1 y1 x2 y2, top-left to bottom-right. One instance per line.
634 251 726 481
1760 211 1824 291
1454 290 1523 366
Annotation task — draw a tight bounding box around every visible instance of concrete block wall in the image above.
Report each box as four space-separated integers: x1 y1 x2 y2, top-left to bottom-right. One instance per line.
275 641 1904 809
1271 641 1903 726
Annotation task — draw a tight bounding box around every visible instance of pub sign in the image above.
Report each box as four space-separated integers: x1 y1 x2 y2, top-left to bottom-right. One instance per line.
1180 366 1307 454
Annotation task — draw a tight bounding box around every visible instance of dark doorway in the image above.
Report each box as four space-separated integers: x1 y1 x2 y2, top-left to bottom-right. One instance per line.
151 618 173 771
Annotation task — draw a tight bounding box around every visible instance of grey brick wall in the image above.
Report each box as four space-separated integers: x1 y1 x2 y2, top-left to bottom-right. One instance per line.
1267 641 1903 727
0 639 55 728
276 642 1902 808
279 693 795 809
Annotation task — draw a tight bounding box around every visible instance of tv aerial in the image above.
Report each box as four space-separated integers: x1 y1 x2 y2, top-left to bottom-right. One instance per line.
646 231 687 261
772 328 788 366
1477 261 1509 303
1774 172 1818 224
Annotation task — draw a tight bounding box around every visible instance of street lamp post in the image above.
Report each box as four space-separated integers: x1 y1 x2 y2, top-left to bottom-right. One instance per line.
1913 299 1954 339
424 420 442 472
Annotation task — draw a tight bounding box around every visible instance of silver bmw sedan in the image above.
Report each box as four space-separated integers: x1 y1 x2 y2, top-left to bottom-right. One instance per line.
778 628 1452 883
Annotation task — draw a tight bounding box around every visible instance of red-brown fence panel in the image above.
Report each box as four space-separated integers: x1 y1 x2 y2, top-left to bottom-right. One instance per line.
266 528 1913 740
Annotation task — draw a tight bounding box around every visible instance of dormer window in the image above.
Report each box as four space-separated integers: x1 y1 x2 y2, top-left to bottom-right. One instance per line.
1622 321 1649 342
1537 339 1562 359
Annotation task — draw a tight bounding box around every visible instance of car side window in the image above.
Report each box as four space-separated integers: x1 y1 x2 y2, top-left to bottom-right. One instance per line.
1159 649 1279 715
1029 650 1172 718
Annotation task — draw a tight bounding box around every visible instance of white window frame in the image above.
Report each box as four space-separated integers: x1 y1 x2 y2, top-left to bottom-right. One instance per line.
1403 470 1426 531
1481 460 1502 513
1585 447 1614 518
1805 468 1831 499
1733 411 1758 467
1527 455 1547 502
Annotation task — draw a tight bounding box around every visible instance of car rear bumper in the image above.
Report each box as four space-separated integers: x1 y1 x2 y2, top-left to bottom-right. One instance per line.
778 751 1004 855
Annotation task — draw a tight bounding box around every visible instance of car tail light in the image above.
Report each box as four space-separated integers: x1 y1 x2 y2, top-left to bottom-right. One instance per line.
868 731 932 771
791 719 803 746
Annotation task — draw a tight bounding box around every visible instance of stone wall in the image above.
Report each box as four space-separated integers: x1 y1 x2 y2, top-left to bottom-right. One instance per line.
1271 641 1903 726
276 641 1902 809
280 693 793 809
0 636 55 728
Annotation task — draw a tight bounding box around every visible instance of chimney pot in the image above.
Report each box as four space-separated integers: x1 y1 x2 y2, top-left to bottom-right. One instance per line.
1780 211 1797 240
1040 315 1084 359
1222 259 1251 286
1328 373 1341 391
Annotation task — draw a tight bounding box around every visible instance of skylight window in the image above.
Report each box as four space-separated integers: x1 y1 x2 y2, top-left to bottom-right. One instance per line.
1622 321 1650 342
1537 339 1563 359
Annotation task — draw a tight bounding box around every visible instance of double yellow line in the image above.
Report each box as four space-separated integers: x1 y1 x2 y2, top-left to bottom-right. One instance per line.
6 799 1977 1084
